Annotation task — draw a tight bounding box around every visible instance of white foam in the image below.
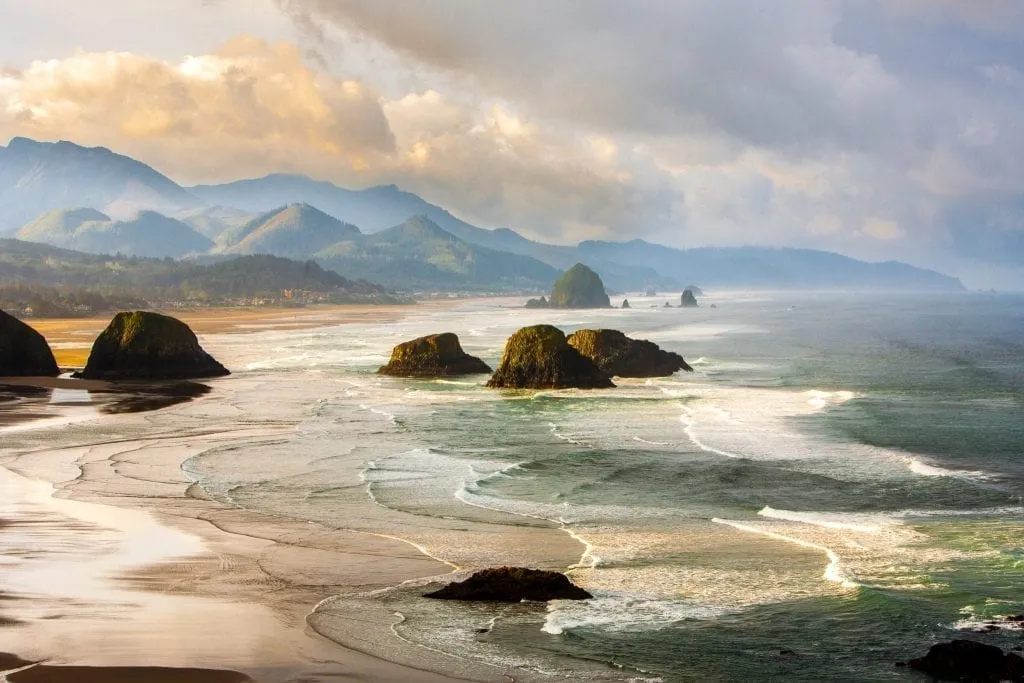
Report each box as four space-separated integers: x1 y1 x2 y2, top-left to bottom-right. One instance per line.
541 594 726 635
758 506 890 533
902 456 990 481
712 517 860 588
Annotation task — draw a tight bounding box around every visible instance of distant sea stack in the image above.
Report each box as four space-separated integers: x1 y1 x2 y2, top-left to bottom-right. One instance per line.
0 309 59 377
486 324 614 389
622 299 631 309
425 567 592 602
681 289 699 308
378 333 491 378
77 311 229 380
684 285 705 296
567 329 693 378
524 263 610 309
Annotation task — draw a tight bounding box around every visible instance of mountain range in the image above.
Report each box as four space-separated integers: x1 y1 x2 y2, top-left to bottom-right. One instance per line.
0 137 965 292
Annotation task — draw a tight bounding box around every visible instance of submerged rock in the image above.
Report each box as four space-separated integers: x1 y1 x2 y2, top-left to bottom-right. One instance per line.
681 289 699 308
486 324 613 389
567 329 693 378
378 333 490 377
77 311 229 380
903 640 1024 682
548 263 610 309
0 309 59 377
425 567 592 602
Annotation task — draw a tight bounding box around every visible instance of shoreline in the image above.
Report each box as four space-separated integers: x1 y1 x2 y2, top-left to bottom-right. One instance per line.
0 301 586 682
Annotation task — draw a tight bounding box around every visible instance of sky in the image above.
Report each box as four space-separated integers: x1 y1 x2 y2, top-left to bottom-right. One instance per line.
1 0 1023 287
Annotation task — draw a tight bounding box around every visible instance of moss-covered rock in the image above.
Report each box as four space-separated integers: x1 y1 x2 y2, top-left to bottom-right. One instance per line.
77 311 229 380
567 329 693 378
425 567 592 602
378 333 491 377
0 309 59 377
486 324 613 389
548 263 610 309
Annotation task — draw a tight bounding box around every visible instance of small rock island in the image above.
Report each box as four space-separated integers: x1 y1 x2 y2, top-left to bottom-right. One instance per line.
425 567 592 602
525 263 610 309
486 324 614 389
681 289 699 307
378 333 491 377
0 309 59 377
76 311 230 380
567 329 693 378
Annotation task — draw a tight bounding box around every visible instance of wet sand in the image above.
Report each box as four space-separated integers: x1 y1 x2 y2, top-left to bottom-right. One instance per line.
0 306 581 683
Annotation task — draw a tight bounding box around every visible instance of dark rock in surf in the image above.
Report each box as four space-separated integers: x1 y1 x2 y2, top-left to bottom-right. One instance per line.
425 567 592 602
567 329 693 378
0 309 59 377
486 324 613 389
621 299 631 309
378 333 490 377
77 311 229 380
903 640 1024 682
681 290 699 308
525 295 549 309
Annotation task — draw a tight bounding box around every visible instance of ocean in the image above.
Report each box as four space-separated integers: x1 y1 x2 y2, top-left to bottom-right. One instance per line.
6 292 1024 681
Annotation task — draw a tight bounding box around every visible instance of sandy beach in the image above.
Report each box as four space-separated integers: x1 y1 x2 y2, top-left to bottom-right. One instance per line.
0 300 582 682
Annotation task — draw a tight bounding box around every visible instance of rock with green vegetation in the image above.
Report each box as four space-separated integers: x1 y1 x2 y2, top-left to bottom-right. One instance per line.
77 311 229 380
567 329 693 378
681 289 699 307
0 309 59 377
548 263 611 309
425 567 592 602
378 333 491 378
486 324 613 389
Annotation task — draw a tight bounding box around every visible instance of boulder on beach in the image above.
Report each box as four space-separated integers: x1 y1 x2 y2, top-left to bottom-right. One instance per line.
425 567 592 602
681 290 699 308
548 263 611 309
77 311 229 381
486 324 614 389
567 329 693 378
903 640 1024 682
0 309 59 377
378 333 491 377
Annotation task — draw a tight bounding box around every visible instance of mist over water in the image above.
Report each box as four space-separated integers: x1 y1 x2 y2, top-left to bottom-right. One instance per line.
12 292 1022 681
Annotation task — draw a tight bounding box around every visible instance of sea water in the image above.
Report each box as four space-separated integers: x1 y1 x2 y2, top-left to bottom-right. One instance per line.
10 292 1024 681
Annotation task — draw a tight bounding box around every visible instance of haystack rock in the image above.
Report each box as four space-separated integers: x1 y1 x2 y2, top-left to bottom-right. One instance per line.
0 309 59 377
77 311 229 380
486 324 613 389
681 290 699 307
567 329 693 378
378 333 491 378
425 567 592 602
548 263 611 309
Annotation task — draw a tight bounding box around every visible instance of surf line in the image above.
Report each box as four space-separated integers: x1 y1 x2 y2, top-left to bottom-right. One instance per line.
711 517 860 589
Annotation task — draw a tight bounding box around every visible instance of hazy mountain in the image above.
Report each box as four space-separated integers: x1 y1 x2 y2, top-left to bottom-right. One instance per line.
17 208 212 258
576 240 965 291
314 216 560 290
175 205 258 240
0 137 198 235
216 203 361 258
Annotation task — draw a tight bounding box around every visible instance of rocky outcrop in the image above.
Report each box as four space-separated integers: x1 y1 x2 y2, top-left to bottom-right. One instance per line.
486 325 613 389
425 567 592 602
681 290 699 307
525 296 549 309
378 333 491 377
0 309 59 377
902 640 1024 682
621 299 631 309
77 311 229 380
567 329 693 378
549 263 610 309
684 285 705 296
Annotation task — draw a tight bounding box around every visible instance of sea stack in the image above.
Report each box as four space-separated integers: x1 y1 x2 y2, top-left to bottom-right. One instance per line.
525 264 610 309
567 329 693 378
486 324 614 389
378 333 491 377
0 309 59 377
425 567 592 602
622 299 631 309
77 311 230 380
681 289 699 308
